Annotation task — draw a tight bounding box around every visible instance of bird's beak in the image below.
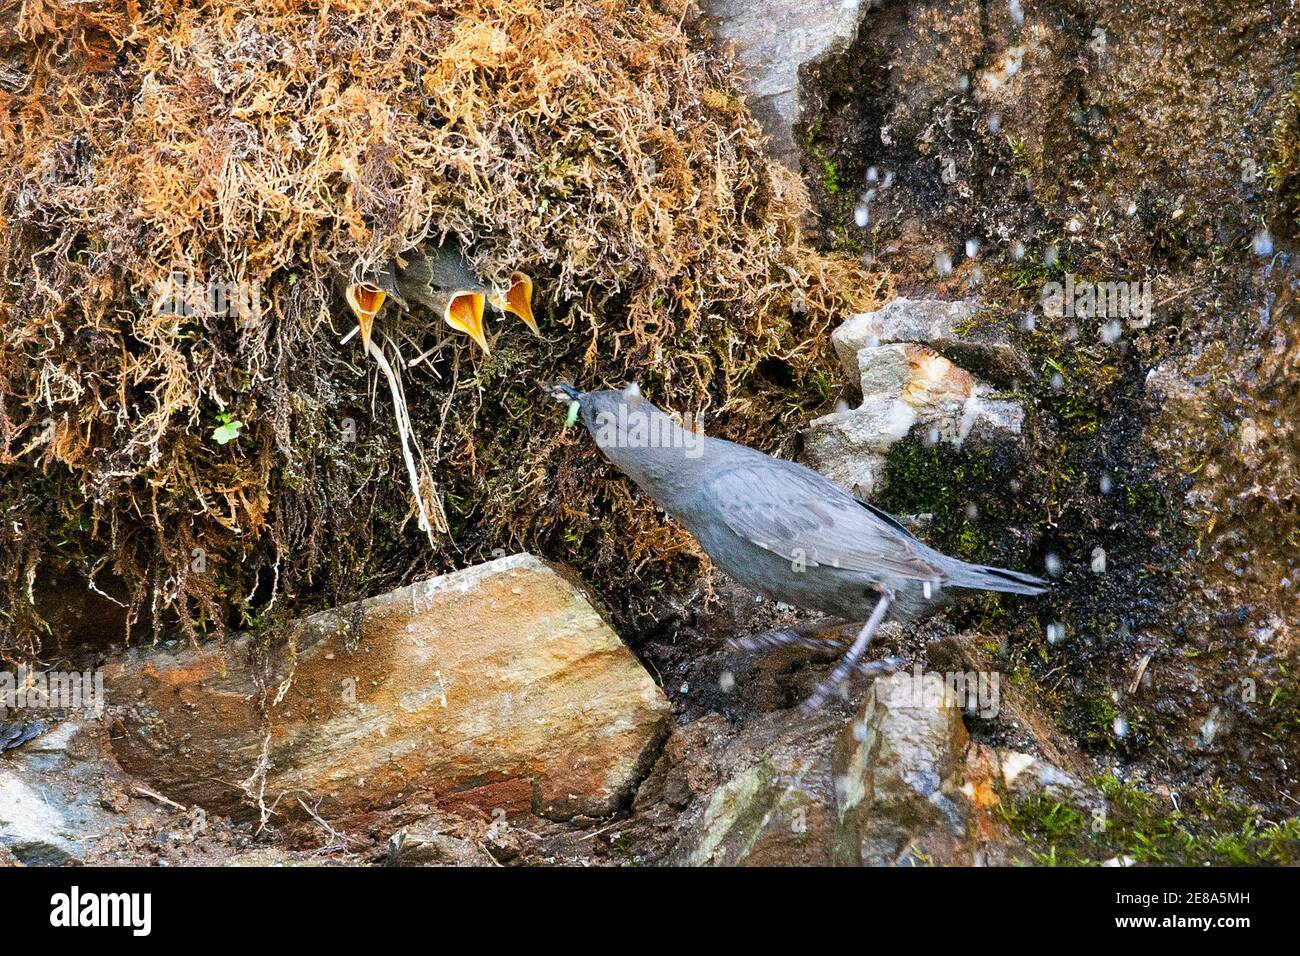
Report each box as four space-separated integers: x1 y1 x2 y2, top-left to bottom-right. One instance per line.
345 282 386 353
444 291 489 353
547 383 581 403
490 272 539 335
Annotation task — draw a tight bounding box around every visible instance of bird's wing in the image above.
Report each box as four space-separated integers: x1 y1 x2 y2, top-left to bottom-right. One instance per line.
706 462 946 583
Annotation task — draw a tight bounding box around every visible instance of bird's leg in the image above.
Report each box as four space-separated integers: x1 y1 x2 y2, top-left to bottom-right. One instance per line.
799 589 895 714
728 619 852 656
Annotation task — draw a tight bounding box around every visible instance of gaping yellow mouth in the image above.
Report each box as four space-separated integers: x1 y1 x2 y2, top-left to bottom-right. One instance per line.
491 271 538 335
444 291 488 353
345 282 387 352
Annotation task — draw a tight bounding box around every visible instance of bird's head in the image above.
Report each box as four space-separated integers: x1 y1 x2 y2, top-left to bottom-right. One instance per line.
547 382 705 484
546 382 643 432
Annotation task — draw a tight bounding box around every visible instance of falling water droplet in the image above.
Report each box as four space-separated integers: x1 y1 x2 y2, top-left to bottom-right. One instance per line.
1050 371 1065 392
934 252 954 277
854 202 870 228
1101 319 1123 344
1099 474 1113 495
718 671 736 693
1112 715 1129 739
865 166 879 183
1252 229 1274 256
1046 622 1065 644
1044 244 1059 268
1045 553 1063 576
1011 240 1026 261
965 238 981 258
1091 546 1108 573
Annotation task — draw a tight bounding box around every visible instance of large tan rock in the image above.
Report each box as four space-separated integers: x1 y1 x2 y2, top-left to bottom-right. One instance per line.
105 554 671 822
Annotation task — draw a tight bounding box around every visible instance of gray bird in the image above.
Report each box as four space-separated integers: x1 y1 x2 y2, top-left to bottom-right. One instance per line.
550 382 1047 711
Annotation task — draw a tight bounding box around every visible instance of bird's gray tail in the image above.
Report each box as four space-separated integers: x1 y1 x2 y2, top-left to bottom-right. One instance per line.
945 559 1048 595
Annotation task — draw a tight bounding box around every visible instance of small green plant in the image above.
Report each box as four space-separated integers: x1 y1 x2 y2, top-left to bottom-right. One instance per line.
211 412 244 445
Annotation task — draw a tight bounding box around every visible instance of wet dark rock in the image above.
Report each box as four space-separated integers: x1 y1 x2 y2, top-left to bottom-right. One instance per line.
700 0 864 167
635 712 841 866
0 721 124 865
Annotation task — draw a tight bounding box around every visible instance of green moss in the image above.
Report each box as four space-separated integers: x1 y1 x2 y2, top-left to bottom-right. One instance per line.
1268 73 1300 239
877 437 1011 564
1001 775 1300 866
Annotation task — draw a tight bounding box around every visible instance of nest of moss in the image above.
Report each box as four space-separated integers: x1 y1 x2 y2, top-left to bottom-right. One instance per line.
0 0 884 662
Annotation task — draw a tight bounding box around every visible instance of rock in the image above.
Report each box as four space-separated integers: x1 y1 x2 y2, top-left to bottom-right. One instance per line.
105 553 671 822
801 400 916 497
995 749 1103 816
221 848 342 867
700 0 863 167
827 668 1106 866
635 713 840 866
0 721 126 865
387 820 495 867
675 759 830 866
805 342 1024 497
832 298 1025 384
832 670 973 865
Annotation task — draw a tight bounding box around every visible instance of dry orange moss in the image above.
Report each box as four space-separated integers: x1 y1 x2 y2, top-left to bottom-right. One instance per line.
0 0 881 660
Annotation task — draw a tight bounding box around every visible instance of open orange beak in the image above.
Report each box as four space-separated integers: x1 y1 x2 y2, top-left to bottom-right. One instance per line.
490 272 538 335
345 283 387 353
444 291 489 353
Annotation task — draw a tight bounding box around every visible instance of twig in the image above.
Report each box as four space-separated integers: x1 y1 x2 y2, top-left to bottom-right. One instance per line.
366 336 436 545
133 786 187 812
296 796 362 848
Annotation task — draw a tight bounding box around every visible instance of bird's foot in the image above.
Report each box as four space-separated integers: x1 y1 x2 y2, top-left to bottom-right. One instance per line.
726 627 847 656
797 590 898 715
797 655 904 715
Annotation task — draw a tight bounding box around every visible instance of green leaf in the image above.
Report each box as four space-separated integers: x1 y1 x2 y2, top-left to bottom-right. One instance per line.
212 419 244 445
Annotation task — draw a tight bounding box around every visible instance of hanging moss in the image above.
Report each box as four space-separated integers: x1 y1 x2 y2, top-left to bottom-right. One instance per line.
0 0 883 662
